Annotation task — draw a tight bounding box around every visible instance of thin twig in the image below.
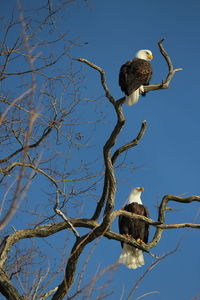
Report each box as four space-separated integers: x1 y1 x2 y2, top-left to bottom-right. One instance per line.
127 247 178 300
0 117 56 164
54 190 80 238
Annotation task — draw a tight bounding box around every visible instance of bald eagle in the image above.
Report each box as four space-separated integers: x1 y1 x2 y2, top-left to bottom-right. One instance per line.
119 50 153 106
118 187 150 269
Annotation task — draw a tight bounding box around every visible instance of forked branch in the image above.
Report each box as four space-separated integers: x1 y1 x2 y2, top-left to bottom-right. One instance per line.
144 39 183 93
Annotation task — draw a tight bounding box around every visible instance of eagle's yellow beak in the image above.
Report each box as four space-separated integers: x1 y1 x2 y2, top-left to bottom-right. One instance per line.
148 54 153 60
137 187 144 192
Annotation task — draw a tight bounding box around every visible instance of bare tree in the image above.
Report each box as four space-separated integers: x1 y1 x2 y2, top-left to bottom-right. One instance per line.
0 2 199 300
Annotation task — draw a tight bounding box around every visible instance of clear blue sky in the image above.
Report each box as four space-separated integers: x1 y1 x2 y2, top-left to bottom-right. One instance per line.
2 0 200 299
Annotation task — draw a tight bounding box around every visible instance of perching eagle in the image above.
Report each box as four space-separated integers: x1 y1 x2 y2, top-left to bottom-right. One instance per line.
119 50 153 106
118 187 150 269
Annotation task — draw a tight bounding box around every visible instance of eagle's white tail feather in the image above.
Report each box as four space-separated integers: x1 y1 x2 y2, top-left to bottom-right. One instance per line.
118 243 144 269
125 89 140 106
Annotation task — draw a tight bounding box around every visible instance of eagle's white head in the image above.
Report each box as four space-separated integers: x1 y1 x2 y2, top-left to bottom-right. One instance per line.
128 187 144 204
135 49 153 61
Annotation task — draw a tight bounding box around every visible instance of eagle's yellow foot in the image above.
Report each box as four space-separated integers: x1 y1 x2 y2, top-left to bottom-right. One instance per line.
125 234 132 239
136 238 145 244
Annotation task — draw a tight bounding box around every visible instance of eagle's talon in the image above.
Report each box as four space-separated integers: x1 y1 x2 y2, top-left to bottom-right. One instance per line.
125 233 132 239
137 238 144 244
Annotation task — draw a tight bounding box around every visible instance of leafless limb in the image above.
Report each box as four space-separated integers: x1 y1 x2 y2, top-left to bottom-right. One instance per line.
0 88 34 126
67 263 117 300
75 58 116 106
54 190 80 238
0 106 40 231
144 39 183 92
148 194 200 249
76 238 100 292
0 161 65 197
1 50 69 77
136 291 160 300
111 120 147 165
0 117 57 164
41 287 58 300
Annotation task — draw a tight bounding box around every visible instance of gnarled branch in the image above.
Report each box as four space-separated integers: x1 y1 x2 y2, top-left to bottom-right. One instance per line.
144 39 183 93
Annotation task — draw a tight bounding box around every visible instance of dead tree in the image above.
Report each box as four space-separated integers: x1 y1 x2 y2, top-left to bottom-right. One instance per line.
0 3 199 299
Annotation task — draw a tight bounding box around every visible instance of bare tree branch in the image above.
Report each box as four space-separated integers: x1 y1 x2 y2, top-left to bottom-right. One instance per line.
0 270 23 300
111 120 147 165
75 58 116 105
54 190 80 238
1 50 69 77
0 117 57 164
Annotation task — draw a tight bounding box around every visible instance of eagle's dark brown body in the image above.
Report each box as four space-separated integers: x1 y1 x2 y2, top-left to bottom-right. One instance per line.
118 202 150 248
119 58 152 96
